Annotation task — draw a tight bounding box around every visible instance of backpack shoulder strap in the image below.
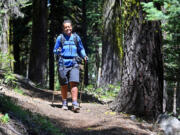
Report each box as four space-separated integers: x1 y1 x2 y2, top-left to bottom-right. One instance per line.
73 33 78 47
59 34 66 46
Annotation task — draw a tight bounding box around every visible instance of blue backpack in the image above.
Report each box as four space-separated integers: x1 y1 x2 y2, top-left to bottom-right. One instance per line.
58 33 83 64
59 33 78 47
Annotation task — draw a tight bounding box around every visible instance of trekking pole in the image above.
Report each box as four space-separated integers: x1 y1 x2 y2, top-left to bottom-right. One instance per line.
52 57 59 105
51 75 56 105
79 59 86 107
52 90 54 105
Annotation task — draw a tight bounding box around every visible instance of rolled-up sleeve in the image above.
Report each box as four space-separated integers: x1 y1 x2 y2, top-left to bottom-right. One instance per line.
77 35 87 58
53 36 61 55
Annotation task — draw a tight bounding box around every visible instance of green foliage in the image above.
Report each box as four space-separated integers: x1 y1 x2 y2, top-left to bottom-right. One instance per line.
55 80 60 90
10 0 32 76
0 52 17 86
142 0 180 79
141 2 166 20
4 71 17 86
0 52 15 70
86 0 103 83
14 87 24 95
0 95 64 135
19 0 32 8
0 113 10 124
141 0 180 25
84 84 120 101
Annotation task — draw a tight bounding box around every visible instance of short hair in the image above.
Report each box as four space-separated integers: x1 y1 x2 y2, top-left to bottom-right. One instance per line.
62 20 72 26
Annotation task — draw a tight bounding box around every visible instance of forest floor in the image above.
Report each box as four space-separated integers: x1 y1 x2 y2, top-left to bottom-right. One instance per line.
0 85 162 135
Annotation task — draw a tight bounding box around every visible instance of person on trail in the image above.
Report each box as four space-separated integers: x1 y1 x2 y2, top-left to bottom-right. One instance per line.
53 20 88 112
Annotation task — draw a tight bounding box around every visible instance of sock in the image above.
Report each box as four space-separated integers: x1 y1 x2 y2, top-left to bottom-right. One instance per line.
62 100 67 105
72 101 78 105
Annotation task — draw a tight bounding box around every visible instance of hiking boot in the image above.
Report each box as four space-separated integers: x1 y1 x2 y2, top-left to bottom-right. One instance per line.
72 103 80 112
62 104 68 110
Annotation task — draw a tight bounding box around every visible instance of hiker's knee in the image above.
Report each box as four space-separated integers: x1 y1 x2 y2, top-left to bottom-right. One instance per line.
70 82 78 88
61 84 68 90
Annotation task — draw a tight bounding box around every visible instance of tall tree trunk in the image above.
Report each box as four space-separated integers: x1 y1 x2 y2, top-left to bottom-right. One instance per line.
12 19 20 74
96 47 102 87
111 0 163 118
100 0 123 86
163 80 167 113
0 5 10 69
173 81 177 116
48 0 64 90
13 39 20 73
29 0 48 86
177 81 180 108
82 0 88 85
0 0 23 69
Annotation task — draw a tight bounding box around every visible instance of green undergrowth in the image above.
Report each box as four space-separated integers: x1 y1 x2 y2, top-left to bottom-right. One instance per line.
4 71 17 87
0 94 64 135
83 84 120 102
0 52 17 87
0 113 10 124
14 86 25 95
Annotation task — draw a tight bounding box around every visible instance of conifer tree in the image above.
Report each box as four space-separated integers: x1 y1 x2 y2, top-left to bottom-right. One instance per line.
29 0 48 85
111 0 163 118
0 0 23 69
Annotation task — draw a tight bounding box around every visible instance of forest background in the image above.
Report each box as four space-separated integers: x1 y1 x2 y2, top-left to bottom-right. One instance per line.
0 0 180 119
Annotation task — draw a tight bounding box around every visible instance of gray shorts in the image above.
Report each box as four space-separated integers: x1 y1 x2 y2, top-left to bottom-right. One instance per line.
58 64 79 86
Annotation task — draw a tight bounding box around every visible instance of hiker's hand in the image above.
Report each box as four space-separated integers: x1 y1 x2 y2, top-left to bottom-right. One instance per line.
57 48 61 52
84 56 88 62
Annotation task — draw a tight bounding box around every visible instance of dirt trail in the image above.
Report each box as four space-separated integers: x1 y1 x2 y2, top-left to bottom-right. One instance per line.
0 86 158 135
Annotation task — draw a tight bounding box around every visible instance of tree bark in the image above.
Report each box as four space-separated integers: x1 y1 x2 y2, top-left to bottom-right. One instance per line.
12 19 21 74
48 0 64 90
177 81 180 108
100 0 123 86
29 0 48 86
0 5 10 69
173 81 177 116
111 0 163 118
82 0 88 85
163 80 167 113
0 0 23 69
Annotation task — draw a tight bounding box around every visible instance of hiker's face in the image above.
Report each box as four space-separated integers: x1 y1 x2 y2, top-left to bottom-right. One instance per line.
63 23 72 36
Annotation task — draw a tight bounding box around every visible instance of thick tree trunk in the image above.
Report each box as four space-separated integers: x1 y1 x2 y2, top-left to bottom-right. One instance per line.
111 1 163 118
100 0 123 86
29 0 48 86
48 0 64 90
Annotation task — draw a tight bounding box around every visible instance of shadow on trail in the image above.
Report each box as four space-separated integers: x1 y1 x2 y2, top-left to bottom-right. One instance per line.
0 92 152 135
18 77 103 104
0 75 156 135
49 117 151 135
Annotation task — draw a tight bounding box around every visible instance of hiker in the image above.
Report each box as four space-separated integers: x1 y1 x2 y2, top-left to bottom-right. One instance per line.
53 20 88 112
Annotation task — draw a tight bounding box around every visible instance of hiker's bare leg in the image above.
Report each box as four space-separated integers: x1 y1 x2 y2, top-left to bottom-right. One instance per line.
61 84 68 110
61 85 68 100
70 82 78 102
